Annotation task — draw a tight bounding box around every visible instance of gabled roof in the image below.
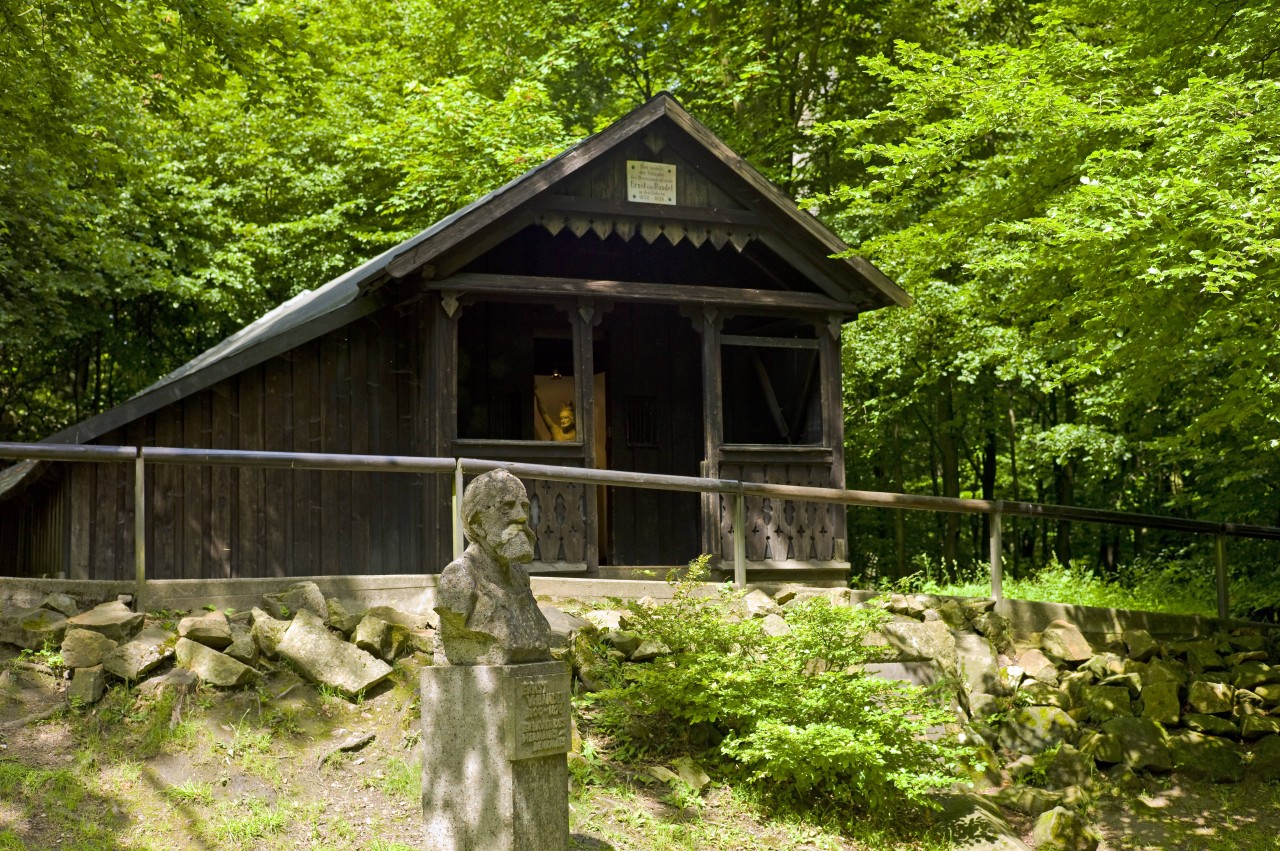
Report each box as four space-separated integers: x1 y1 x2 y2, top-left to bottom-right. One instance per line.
3 92 908 498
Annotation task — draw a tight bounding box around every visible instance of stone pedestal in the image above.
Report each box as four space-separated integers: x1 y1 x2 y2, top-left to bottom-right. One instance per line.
421 661 570 851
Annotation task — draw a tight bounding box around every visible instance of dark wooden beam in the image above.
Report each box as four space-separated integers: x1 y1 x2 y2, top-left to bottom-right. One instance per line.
428 273 858 316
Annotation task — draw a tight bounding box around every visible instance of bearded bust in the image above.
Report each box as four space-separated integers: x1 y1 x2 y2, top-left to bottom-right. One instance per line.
433 469 552 666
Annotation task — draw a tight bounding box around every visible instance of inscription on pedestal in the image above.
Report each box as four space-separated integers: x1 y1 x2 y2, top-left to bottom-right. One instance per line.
507 671 570 760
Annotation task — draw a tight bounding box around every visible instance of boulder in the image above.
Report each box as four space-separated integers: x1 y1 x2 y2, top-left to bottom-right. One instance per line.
583 609 626 632
1240 715 1280 739
759 613 791 637
136 667 199 697
630 640 671 662
1041 620 1093 664
1020 682 1070 710
998 706 1077 755
364 605 428 630
0 606 69 650
1233 662 1279 690
538 604 589 649
1188 680 1234 715
1097 672 1142 699
102 627 174 681
60 628 118 669
601 630 642 657
68 665 107 705
276 609 391 697
224 623 258 665
956 632 1004 696
1228 633 1267 653
261 580 327 620
971 612 1014 655
1018 649 1061 686
1080 685 1132 722
1184 642 1224 674
326 597 365 635
737 589 779 618
932 792 1032 851
991 784 1063 816
1145 658 1189 689
672 756 711 791
1249 735 1280 781
39 593 79 618
1140 681 1180 726
1032 807 1100 851
1080 653 1125 680
1168 731 1243 782
568 629 611 693
354 613 410 663
1044 744 1093 790
250 608 289 659
1099 717 1172 772
1254 683 1280 706
177 610 233 650
66 601 142 642
1184 713 1238 737
877 620 958 674
1122 629 1160 663
1224 651 1268 668
936 599 969 630
175 637 260 687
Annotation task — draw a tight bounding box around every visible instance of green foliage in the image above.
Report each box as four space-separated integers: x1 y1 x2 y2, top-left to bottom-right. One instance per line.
899 556 1219 617
595 558 976 820
826 0 1280 583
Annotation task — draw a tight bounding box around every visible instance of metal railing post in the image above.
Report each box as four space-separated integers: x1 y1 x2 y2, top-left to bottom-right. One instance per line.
1215 533 1229 620
452 459 465 559
989 501 1003 602
733 488 747 588
134 451 147 612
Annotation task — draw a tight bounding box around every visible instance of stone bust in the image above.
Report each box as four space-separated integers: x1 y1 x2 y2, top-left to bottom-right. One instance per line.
434 469 552 666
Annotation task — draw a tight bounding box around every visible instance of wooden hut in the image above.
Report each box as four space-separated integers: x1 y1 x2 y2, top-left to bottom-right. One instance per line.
0 93 910 584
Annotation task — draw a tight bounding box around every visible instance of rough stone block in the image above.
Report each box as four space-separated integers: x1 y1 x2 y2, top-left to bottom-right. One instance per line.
60 628 118 670
1081 685 1132 722
177 610 232 650
175 637 260 687
1040 620 1093 664
1123 629 1160 663
68 665 107 705
262 580 327 620
1140 681 1180 726
1099 717 1172 772
277 609 391 697
250 608 289 659
1168 731 1243 783
103 627 174 681
39 593 80 618
0 606 69 650
66 601 142 642
421 662 570 851
998 706 1077 755
1032 806 1100 851
1188 680 1234 715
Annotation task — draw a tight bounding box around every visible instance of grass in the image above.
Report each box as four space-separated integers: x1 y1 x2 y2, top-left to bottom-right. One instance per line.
897 557 1219 616
365 755 421 802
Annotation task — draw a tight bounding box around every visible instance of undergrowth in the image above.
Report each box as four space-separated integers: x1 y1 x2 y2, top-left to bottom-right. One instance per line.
584 556 978 826
895 557 1219 617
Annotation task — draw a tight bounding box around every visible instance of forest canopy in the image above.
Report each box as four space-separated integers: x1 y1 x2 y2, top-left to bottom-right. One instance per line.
2 0 1275 583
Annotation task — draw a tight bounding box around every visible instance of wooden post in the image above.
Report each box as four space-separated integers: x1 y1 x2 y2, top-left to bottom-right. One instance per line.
572 301 600 574
989 501 1003 602
134 453 147 611
452 459 465 560
1216 533 1229 620
733 489 747 589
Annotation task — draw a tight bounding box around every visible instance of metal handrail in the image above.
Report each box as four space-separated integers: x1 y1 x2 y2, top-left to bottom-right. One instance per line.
1 441 1274 617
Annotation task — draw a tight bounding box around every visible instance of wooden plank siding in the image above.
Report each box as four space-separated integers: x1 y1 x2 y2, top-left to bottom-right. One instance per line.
0 308 431 579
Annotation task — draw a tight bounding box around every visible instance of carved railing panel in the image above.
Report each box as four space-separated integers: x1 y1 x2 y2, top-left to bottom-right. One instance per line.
717 460 839 562
525 477 587 564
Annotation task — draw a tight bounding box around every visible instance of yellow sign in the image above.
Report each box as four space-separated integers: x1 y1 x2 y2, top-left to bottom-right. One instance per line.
627 160 677 205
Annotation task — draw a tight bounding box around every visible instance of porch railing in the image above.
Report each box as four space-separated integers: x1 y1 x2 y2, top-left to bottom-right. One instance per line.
3 441 1280 618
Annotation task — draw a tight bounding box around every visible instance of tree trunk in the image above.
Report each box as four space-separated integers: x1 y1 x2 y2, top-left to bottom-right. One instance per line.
937 376 961 572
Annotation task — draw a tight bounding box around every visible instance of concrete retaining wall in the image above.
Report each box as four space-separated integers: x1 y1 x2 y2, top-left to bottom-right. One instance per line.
0 574 438 617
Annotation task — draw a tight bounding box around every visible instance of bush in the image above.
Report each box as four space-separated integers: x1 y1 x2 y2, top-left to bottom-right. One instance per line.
592 557 977 820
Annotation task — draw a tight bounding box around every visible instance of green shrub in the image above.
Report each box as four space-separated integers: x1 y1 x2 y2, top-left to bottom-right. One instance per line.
594 557 976 820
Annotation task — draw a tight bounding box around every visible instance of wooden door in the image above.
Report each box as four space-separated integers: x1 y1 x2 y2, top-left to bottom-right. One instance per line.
606 304 703 565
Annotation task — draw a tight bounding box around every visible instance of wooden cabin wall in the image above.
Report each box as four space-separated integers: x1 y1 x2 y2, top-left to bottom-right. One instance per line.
0 472 69 578
7 305 432 581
